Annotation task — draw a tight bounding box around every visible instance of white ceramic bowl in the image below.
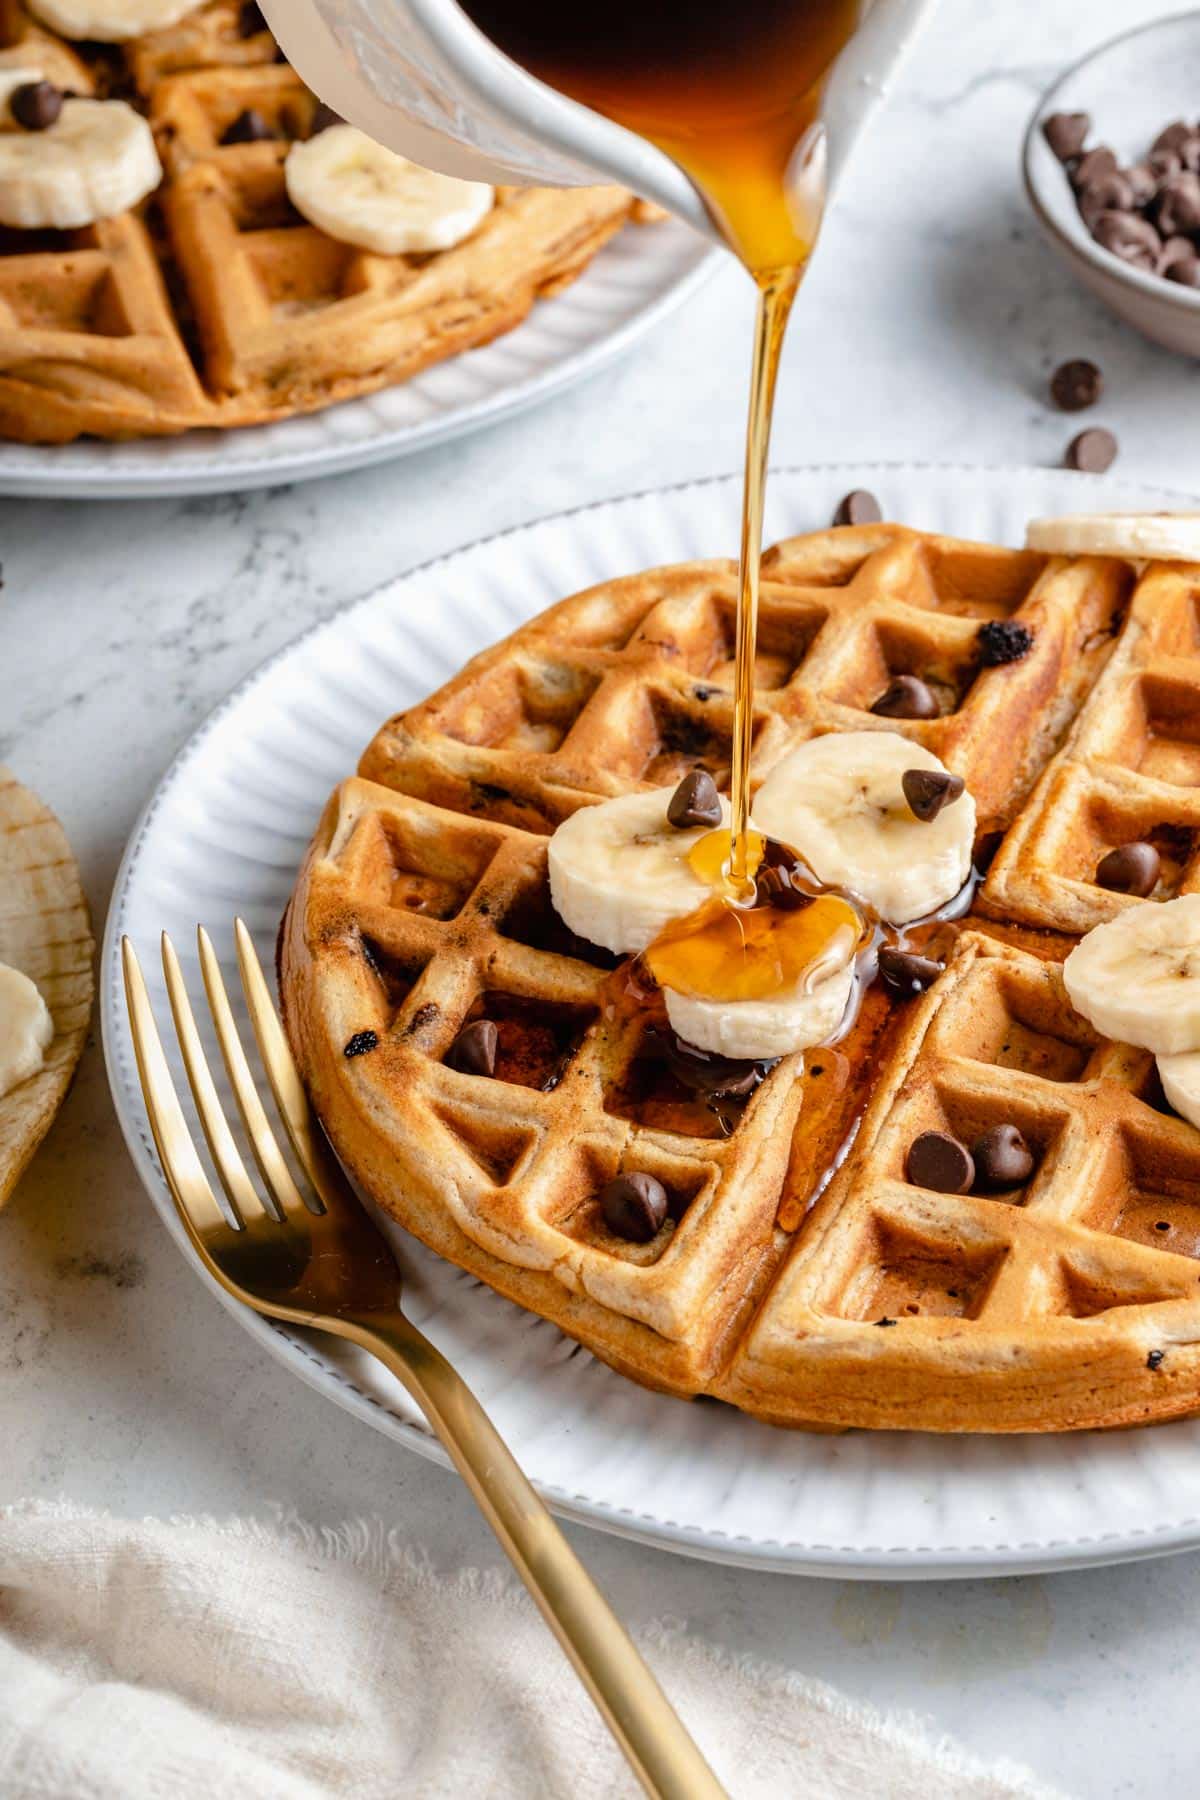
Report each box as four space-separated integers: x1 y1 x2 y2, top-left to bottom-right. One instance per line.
1024 12 1200 357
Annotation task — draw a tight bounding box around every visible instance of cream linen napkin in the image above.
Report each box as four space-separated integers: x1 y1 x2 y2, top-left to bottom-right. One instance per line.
0 1501 1063 1800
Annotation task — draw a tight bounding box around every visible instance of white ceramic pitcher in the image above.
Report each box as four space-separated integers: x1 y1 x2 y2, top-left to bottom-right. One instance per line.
263 0 939 247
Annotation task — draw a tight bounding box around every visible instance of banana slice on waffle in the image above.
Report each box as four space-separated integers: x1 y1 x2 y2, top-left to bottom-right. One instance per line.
285 125 494 256
0 74 161 229
753 731 975 924
1065 895 1200 1056
25 0 203 43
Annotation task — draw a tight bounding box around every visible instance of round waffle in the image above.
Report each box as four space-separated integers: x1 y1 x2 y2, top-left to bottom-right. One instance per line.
0 1 651 442
283 522 1200 1431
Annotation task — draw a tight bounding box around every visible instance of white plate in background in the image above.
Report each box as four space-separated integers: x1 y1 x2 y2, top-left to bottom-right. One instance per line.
102 461 1200 1578
0 220 713 499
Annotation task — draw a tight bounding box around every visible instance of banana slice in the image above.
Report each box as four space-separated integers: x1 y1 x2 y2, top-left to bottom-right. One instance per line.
752 731 975 924
1026 513 1200 560
0 97 161 229
0 963 52 1100
664 958 855 1061
285 125 494 256
1158 1051 1200 1131
25 0 202 42
1064 896 1200 1056
548 787 730 956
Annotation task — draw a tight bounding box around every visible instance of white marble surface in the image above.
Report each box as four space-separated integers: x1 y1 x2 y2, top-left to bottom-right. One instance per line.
1 2 1197 1794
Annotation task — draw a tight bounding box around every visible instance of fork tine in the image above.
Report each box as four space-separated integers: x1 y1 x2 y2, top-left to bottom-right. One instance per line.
196 925 314 1220
161 933 269 1226
121 937 233 1241
234 917 349 1211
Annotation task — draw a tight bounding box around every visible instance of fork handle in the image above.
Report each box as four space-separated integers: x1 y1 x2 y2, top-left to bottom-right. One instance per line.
344 1309 727 1800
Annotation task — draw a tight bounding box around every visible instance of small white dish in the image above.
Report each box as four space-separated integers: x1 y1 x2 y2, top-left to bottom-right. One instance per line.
1024 11 1200 357
103 462 1200 1579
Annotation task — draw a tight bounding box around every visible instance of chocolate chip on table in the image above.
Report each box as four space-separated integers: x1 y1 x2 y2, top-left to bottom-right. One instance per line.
10 80 62 131
1095 841 1160 897
906 1130 975 1195
971 1123 1035 1192
977 619 1034 666
1093 209 1160 269
1042 111 1090 164
1050 358 1103 412
600 1172 669 1243
667 767 722 830
901 767 965 822
1065 427 1118 474
878 946 944 999
238 0 268 34
221 107 277 144
870 674 940 720
343 1029 379 1058
446 1018 499 1076
833 489 882 527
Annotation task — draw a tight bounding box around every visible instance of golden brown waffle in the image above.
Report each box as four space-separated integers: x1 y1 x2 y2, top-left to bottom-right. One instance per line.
0 2 649 441
285 522 1200 1431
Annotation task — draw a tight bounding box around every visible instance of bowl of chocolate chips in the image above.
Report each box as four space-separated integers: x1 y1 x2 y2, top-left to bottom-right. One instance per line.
1024 12 1200 355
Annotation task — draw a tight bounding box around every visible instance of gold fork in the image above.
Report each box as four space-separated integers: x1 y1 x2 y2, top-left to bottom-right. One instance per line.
122 921 725 1800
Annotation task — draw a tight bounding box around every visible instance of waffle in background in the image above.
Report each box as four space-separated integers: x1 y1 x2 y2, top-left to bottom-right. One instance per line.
285 523 1200 1431
0 1 649 441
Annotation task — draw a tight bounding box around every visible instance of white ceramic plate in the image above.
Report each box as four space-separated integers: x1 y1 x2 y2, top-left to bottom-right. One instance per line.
103 461 1200 1579
0 221 712 500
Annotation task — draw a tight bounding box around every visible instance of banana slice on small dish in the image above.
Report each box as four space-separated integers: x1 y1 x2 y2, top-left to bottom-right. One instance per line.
0 93 161 229
1026 513 1200 560
548 787 731 957
1064 895 1200 1057
26 0 202 42
752 731 975 924
285 125 494 256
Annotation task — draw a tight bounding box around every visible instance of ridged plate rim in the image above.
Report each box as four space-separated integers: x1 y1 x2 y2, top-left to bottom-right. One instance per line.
101 461 1200 1579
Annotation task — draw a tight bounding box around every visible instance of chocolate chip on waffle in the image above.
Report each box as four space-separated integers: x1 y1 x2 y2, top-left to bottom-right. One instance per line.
0 1 650 441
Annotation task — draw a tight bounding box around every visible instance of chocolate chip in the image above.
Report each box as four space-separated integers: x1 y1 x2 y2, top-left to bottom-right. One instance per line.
1159 234 1196 276
1124 163 1159 207
10 80 62 131
1153 120 1196 159
600 1172 669 1242
662 1032 763 1098
343 1029 379 1058
870 674 939 720
667 767 722 830
221 107 277 144
901 767 965 822
1167 255 1200 287
1071 145 1118 190
1043 111 1090 164
1148 1349 1165 1371
1050 358 1103 412
1065 427 1118 474
906 1130 974 1194
833 488 882 527
1156 171 1200 236
971 1123 1034 1192
1078 171 1135 230
977 619 1034 666
309 101 343 135
446 1018 498 1076
755 862 814 912
1150 146 1184 182
237 0 267 33
878 946 944 1000
1095 841 1160 897
1092 209 1160 268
